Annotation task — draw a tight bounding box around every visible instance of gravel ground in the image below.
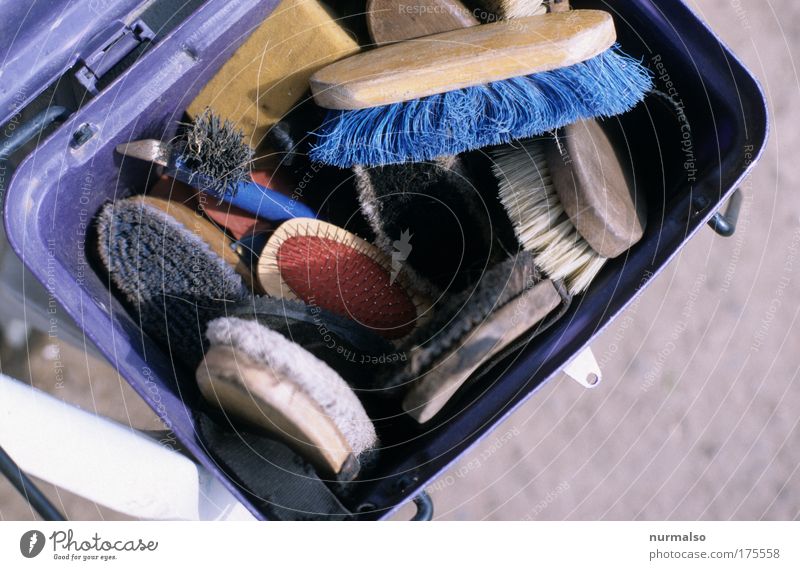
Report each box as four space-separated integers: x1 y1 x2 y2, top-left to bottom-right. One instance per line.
1 0 798 521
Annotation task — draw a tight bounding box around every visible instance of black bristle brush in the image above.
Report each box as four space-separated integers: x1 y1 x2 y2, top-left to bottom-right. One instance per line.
354 155 514 291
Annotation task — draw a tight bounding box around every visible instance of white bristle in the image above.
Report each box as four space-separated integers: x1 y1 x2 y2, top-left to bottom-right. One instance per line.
479 0 547 18
492 140 607 294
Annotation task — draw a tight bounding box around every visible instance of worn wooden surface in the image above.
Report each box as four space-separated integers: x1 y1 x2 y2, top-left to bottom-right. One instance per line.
367 0 479 45
311 10 616 110
546 119 646 259
197 345 356 479
403 279 562 423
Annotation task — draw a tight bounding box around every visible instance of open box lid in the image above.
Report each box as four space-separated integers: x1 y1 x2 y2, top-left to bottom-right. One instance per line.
0 0 204 128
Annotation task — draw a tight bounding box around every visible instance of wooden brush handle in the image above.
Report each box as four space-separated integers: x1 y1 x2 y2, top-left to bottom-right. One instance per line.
311 10 616 110
367 0 479 45
403 279 562 423
197 345 358 480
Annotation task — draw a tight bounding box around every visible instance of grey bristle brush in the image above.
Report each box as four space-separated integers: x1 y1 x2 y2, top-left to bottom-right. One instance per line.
198 316 378 480
229 296 396 390
96 195 250 368
491 119 646 294
309 4 652 167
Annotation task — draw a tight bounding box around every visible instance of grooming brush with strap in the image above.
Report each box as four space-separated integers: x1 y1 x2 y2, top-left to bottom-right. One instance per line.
3 0 767 521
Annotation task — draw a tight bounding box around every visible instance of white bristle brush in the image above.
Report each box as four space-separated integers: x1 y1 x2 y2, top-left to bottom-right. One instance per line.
491 120 646 295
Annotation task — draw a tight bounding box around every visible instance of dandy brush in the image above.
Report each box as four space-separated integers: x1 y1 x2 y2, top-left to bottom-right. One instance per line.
309 9 653 167
116 110 315 221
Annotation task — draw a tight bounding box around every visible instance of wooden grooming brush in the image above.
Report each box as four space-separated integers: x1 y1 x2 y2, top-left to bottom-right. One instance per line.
258 219 428 340
187 0 359 149
389 252 564 423
474 0 573 20
362 0 564 423
198 316 378 480
492 119 645 294
142 189 260 292
310 5 652 167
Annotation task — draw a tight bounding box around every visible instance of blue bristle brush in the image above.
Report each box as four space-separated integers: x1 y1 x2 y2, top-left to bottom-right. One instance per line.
116 110 316 221
309 8 652 167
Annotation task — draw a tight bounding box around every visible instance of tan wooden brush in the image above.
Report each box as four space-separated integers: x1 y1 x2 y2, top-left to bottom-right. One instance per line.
258 219 429 340
403 273 562 423
311 10 616 110
492 119 646 294
139 193 259 292
188 0 359 147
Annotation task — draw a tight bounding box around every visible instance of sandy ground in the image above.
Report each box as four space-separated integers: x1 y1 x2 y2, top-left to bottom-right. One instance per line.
1 0 798 521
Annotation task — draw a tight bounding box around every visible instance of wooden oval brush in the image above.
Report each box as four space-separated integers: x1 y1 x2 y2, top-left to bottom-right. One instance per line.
398 252 564 423
198 317 378 480
140 194 260 293
312 10 615 110
258 219 427 340
96 197 250 369
310 2 652 167
492 119 645 294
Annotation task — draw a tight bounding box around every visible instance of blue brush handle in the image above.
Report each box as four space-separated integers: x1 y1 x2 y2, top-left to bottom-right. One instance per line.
167 160 316 222
224 179 315 221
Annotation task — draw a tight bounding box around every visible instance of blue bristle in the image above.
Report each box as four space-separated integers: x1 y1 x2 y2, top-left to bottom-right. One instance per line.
310 45 653 167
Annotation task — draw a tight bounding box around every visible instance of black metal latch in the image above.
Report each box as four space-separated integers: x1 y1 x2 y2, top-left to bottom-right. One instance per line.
75 20 155 95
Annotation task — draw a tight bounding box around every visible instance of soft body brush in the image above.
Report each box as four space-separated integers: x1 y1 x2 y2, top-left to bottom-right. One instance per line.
390 252 568 423
96 196 250 368
309 8 652 167
198 316 378 480
492 119 646 294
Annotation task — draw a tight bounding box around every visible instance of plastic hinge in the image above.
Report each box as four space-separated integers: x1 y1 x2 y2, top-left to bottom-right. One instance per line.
75 19 155 95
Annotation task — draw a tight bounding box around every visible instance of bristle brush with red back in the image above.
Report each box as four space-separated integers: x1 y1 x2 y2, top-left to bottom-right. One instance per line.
258 219 428 340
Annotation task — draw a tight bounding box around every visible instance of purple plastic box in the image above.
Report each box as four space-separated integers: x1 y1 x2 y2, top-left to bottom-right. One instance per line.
4 0 767 519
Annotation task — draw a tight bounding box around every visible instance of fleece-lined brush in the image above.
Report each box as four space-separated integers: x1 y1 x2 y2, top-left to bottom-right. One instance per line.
259 219 428 340
491 119 645 294
229 296 396 389
309 9 652 167
96 196 250 368
198 316 378 480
